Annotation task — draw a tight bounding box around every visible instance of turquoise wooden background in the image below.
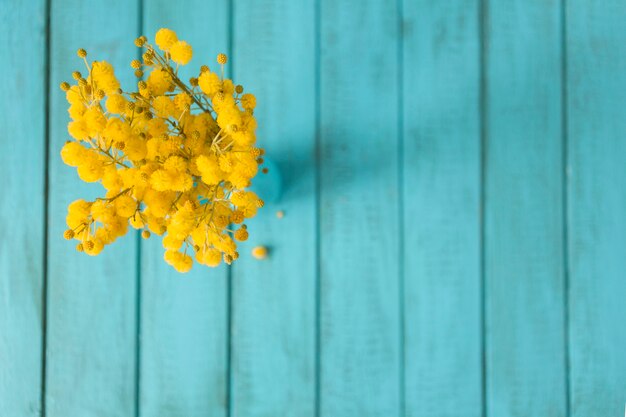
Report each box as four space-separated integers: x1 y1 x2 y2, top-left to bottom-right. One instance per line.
1 0 626 415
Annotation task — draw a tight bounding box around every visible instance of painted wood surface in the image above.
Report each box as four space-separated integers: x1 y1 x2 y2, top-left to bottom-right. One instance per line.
566 1 626 416
139 1 230 416
402 1 483 416
0 1 46 415
46 1 139 415
231 0 317 416
1 0 626 416
485 1 567 416
319 1 401 415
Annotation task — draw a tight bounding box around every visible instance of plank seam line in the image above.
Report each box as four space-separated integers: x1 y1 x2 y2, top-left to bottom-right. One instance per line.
41 0 52 415
396 0 406 415
479 0 488 416
227 1 235 415
560 0 572 415
313 0 322 415
134 1 144 416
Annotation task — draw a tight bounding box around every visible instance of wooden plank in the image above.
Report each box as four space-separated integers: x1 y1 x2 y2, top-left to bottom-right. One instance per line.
566 1 626 415
46 1 139 415
485 1 567 415
0 1 46 415
402 1 482 416
319 0 401 415
230 0 317 416
139 2 230 416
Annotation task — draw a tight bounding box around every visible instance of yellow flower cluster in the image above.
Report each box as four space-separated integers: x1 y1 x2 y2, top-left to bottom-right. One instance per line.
60 28 265 273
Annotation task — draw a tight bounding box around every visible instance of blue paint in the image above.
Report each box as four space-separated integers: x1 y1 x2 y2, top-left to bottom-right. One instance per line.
250 158 283 204
140 3 230 415
0 2 46 416
0 1 625 416
45 1 140 416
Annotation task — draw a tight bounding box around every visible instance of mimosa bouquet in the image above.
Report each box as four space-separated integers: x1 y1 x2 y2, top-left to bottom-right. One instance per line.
60 28 265 273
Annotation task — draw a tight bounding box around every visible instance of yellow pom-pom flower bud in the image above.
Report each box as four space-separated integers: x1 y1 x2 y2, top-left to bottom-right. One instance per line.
240 93 256 109
174 92 192 110
196 247 222 267
142 53 153 65
91 61 120 93
60 81 70 91
234 228 248 241
155 28 178 52
141 230 151 239
67 120 89 140
198 71 221 97
84 239 104 256
231 210 244 224
105 93 128 114
114 195 137 217
251 246 268 260
77 48 87 58
217 53 228 65
146 68 172 96
135 36 146 47
63 229 75 240
164 250 193 273
61 141 86 167
170 40 193 65
152 96 177 118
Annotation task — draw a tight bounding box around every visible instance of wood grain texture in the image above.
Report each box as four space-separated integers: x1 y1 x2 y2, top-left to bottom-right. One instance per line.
402 1 483 416
485 1 567 416
319 0 401 415
139 2 230 416
230 0 317 416
4 1 626 415
0 1 46 415
566 1 626 415
46 1 139 415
